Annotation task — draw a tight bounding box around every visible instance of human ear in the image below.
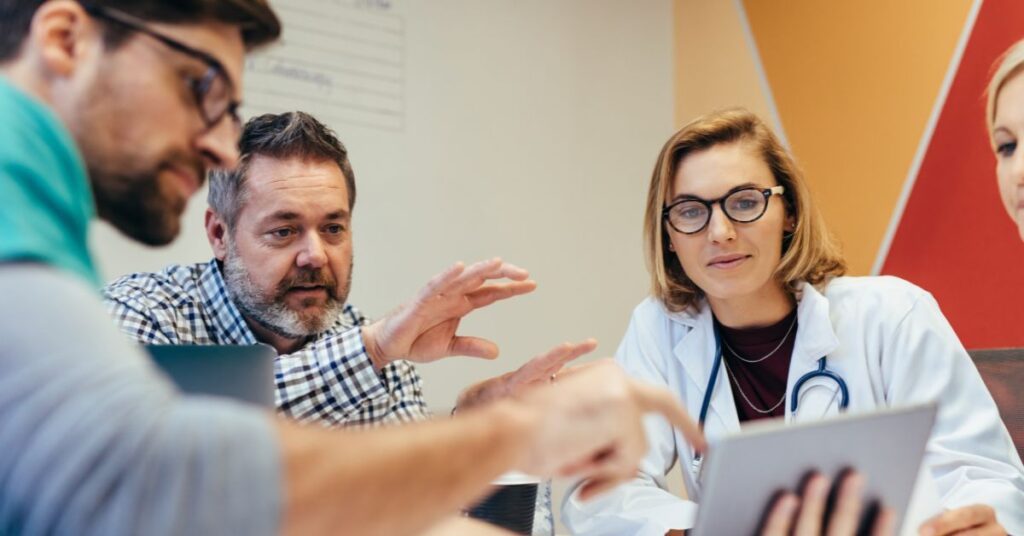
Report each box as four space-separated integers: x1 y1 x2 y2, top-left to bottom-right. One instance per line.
205 209 230 260
784 213 796 234
30 1 99 78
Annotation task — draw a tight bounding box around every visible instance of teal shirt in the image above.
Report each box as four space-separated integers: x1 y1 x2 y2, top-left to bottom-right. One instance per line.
0 75 99 286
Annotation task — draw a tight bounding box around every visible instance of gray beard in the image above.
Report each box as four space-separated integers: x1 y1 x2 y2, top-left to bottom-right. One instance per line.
221 242 348 339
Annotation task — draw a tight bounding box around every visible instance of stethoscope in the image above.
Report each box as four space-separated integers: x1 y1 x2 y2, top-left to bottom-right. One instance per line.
689 325 850 483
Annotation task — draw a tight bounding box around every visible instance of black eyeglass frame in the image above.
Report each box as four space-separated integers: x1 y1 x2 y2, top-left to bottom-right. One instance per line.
662 185 786 235
79 2 242 132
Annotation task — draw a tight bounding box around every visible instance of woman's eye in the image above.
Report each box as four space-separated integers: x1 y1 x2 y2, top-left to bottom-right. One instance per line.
997 141 1017 157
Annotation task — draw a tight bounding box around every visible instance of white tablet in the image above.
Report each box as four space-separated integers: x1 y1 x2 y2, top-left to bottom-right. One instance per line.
693 403 938 535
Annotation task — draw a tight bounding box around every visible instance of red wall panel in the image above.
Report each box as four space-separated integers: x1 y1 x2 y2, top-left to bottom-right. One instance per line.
881 0 1024 349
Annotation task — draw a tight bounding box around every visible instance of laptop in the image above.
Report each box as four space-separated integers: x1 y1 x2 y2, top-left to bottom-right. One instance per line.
146 344 276 408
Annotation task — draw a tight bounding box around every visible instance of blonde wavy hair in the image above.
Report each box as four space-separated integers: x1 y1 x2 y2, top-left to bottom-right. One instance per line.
644 108 846 312
986 38 1024 146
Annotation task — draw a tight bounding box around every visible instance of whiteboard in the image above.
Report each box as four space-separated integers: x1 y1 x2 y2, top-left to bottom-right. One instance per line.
244 0 406 131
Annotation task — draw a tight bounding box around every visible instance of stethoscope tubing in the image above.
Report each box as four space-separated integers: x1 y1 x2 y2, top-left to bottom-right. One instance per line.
690 327 850 482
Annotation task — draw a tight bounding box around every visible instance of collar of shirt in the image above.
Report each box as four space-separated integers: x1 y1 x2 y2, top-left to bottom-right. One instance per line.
197 259 260 345
0 75 99 286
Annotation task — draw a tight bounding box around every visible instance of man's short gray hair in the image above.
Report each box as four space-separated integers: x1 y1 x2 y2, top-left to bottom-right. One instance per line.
208 111 356 228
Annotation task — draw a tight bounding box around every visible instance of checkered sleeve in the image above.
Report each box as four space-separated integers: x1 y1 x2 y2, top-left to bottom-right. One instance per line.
358 359 430 425
102 278 180 344
274 325 430 426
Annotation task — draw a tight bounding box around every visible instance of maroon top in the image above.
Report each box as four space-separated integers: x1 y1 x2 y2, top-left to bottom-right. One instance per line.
715 308 798 422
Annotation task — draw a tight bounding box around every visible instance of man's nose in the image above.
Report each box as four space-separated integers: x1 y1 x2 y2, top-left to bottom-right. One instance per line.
296 233 328 269
195 116 241 170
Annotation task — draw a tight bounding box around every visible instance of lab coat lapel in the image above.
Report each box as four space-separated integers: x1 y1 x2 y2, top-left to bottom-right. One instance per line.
786 282 842 423
672 302 741 439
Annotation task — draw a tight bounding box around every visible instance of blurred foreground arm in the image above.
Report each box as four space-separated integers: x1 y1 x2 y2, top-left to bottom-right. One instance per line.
278 360 705 536
0 267 699 536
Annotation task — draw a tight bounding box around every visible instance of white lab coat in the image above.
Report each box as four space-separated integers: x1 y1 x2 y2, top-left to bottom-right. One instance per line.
563 276 1024 535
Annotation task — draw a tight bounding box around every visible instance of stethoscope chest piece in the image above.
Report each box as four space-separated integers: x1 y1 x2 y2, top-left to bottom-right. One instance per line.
690 330 850 483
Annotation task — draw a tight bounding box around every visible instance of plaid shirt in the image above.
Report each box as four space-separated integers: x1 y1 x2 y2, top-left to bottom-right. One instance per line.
102 259 429 427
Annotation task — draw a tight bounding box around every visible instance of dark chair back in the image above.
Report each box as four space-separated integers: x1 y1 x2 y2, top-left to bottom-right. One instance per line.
969 348 1024 463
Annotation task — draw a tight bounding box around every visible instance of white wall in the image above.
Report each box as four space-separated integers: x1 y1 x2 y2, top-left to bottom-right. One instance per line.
90 0 675 528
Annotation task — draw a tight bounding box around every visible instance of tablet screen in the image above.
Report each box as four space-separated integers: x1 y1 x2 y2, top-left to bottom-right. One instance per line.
693 403 937 535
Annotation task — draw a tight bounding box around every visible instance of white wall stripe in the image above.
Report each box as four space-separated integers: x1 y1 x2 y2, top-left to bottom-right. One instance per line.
733 0 790 150
871 0 984 275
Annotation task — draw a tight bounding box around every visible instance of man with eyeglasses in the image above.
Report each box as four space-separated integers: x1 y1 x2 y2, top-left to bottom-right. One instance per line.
0 1 703 535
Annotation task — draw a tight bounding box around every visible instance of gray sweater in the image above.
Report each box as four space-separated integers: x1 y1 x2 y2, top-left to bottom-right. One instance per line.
0 264 281 535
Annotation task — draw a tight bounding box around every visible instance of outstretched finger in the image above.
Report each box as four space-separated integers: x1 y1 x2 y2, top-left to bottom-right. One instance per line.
512 339 598 387
465 281 538 309
551 357 611 379
629 379 706 452
505 340 598 389
513 343 574 379
418 262 468 300
449 336 500 359
450 258 505 293
453 258 531 295
491 261 530 281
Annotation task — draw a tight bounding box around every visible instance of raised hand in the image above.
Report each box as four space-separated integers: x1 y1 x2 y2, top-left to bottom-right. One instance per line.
454 339 598 411
361 258 536 367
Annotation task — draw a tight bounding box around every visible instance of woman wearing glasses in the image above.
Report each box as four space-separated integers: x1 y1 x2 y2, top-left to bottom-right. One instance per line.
562 109 1023 535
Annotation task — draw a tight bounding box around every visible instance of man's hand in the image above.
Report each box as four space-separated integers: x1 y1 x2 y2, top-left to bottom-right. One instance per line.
361 258 536 369
918 505 1005 536
759 472 894 536
511 359 705 499
454 339 598 411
